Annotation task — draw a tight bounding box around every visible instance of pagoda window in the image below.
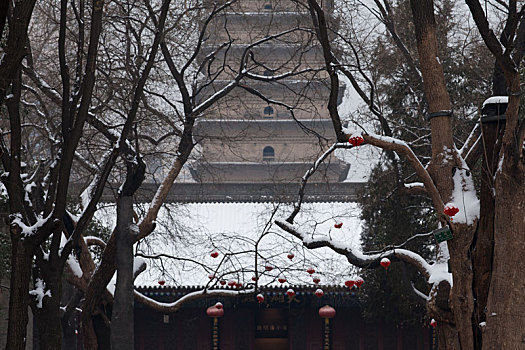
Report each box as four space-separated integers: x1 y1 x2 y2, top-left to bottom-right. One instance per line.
263 146 275 162
263 106 274 117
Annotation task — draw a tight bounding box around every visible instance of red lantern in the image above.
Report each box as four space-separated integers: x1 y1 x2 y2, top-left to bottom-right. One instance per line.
315 289 324 298
219 280 226 286
307 268 315 275
319 305 336 319
380 258 391 269
430 319 437 327
313 276 321 284
286 289 295 298
444 205 459 217
211 251 219 258
215 302 223 309
355 277 364 288
265 265 273 272
158 280 165 286
257 294 264 303
208 274 215 280
344 280 355 288
287 253 295 260
278 278 287 284
334 222 343 229
348 136 364 147
206 305 224 318
252 275 258 282
237 282 243 288
227 280 236 287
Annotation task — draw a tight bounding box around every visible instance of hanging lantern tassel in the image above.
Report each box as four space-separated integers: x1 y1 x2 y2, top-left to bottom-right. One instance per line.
206 304 224 350
319 305 336 350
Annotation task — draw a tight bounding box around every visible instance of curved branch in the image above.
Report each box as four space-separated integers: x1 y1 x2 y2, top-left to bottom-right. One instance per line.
360 132 445 216
84 236 107 249
134 288 254 313
287 142 353 223
275 219 431 280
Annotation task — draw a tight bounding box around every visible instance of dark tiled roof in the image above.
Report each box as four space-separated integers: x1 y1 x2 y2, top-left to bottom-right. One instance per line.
135 284 362 309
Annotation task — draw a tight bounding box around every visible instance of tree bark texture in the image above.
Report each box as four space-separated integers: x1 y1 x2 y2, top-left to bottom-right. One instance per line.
34 275 62 350
110 158 145 350
83 154 188 348
410 1 476 348
110 196 136 350
482 150 525 349
6 238 33 350
471 119 505 347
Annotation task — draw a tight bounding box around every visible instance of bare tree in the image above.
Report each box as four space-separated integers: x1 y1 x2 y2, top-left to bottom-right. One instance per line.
277 1 525 349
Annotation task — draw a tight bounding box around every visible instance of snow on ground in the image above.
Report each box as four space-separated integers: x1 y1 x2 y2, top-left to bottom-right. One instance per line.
96 201 363 288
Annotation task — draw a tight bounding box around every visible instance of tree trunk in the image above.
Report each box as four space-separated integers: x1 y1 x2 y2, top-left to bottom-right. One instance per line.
6 238 33 350
34 275 62 350
447 225 476 350
471 118 505 348
110 159 144 350
437 323 461 350
482 157 525 349
409 1 476 348
110 196 136 350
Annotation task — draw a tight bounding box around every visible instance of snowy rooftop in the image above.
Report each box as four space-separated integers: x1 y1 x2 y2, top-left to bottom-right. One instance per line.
97 202 364 289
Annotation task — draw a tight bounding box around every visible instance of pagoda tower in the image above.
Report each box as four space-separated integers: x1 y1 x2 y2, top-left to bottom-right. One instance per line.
192 0 348 185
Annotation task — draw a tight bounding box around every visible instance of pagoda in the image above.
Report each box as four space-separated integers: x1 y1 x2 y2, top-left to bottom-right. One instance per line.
192 0 348 185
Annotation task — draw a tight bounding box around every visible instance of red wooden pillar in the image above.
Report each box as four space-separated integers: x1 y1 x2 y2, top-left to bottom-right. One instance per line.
397 327 403 350
158 321 165 350
359 322 365 350
378 321 384 350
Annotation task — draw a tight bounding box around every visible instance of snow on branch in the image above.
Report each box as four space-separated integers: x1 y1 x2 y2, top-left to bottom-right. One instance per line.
134 287 254 313
275 219 431 280
459 123 480 157
287 142 353 223
84 235 107 249
361 132 445 216
11 213 52 237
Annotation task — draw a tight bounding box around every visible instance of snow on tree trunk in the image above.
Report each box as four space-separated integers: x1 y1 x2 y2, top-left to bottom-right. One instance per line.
410 0 475 348
34 275 62 350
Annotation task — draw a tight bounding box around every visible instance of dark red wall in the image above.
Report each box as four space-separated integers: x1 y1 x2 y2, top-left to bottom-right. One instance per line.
135 306 433 350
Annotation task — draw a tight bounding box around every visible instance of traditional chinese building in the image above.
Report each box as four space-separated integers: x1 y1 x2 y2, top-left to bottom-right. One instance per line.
192 0 349 184
134 285 434 350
